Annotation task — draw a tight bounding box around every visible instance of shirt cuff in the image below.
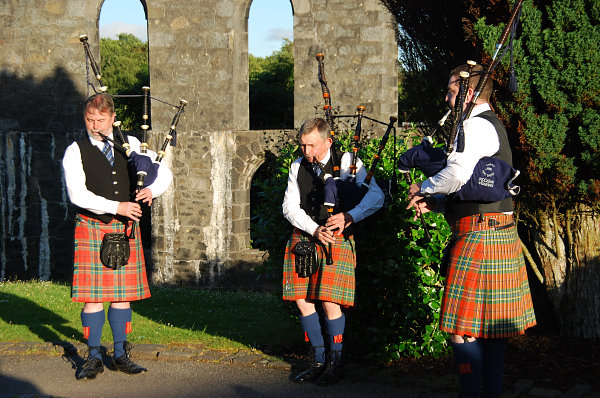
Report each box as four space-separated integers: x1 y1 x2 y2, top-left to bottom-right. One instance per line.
420 179 436 195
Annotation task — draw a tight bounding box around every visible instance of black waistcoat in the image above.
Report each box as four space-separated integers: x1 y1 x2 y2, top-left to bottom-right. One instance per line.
297 153 339 224
76 136 133 223
445 110 514 222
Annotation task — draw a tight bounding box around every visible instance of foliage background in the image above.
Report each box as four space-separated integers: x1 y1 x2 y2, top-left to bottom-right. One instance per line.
249 39 294 130
100 33 149 131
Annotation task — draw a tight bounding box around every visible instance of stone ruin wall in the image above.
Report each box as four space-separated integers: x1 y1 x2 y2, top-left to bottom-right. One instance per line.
0 0 398 284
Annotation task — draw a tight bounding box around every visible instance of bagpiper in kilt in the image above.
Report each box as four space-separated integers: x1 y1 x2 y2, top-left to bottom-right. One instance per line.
63 93 172 380
406 63 536 398
282 118 384 386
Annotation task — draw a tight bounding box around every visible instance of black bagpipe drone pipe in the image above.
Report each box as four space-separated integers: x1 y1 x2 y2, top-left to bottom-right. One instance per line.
79 34 187 235
397 0 524 203
315 53 404 212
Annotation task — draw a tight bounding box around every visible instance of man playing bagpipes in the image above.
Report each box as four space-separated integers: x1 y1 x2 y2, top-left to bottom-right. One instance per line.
406 63 536 397
282 118 384 386
62 93 173 380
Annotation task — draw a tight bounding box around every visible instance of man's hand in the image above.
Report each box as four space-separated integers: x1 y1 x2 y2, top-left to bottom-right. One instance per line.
314 225 335 245
135 187 153 206
117 202 142 221
325 212 354 236
407 182 422 201
406 196 437 222
406 182 437 221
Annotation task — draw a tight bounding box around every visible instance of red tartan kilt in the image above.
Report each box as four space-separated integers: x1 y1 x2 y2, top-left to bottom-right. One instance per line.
440 213 536 338
282 228 356 307
72 214 150 303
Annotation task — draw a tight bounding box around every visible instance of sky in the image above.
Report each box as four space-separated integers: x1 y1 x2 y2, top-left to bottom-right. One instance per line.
99 0 293 58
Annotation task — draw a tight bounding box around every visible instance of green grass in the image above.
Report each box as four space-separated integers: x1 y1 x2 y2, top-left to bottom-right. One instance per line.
0 281 299 351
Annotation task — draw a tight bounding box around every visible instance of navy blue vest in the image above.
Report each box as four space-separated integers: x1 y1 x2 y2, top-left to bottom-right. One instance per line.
445 111 514 222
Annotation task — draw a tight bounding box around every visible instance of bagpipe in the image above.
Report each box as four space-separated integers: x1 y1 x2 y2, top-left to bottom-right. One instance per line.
397 0 524 203
79 34 187 236
79 34 186 190
314 53 399 263
315 53 398 212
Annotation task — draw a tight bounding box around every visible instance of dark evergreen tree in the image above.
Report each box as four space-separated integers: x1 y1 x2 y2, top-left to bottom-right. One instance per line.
381 0 514 124
475 0 600 338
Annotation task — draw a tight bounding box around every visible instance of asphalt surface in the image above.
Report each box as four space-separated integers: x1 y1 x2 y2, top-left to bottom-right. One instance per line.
1 341 598 398
0 341 456 398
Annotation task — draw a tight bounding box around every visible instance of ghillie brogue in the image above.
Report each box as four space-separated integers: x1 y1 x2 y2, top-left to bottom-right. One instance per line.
315 350 344 386
293 360 326 383
109 342 147 374
76 347 104 380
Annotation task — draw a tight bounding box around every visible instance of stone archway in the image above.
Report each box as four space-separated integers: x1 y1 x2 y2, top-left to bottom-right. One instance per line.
0 0 398 284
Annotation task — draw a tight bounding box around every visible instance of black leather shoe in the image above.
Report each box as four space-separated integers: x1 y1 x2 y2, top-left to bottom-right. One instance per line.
293 361 326 383
77 348 104 380
315 351 344 386
109 342 147 374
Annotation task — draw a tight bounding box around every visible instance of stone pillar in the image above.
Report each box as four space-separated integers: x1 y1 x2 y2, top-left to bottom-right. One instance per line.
292 0 398 129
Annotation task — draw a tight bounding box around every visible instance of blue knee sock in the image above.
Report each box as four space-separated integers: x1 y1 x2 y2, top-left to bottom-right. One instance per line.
481 338 506 398
451 339 483 398
325 314 345 355
299 312 326 363
107 307 132 358
81 310 105 360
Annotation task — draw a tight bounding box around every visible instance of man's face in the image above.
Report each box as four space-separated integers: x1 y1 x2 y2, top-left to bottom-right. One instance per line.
84 107 115 141
300 129 332 163
445 74 460 109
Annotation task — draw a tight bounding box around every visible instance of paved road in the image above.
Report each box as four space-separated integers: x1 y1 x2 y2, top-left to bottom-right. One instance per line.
0 352 454 398
1 342 598 398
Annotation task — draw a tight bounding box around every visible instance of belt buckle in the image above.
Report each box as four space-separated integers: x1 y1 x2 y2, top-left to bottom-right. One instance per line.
488 218 500 228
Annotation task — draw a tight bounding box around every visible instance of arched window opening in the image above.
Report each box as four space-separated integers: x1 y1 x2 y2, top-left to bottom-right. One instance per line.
99 0 153 265
248 0 294 130
249 149 295 271
99 0 149 131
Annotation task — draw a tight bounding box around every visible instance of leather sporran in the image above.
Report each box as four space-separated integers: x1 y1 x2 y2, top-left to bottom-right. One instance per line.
100 233 130 270
294 241 319 278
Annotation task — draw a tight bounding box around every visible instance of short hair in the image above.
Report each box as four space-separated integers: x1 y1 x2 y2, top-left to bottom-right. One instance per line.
450 63 493 102
83 93 115 115
298 118 330 141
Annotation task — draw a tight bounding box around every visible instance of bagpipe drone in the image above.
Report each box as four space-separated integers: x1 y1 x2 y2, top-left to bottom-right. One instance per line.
79 34 187 236
314 53 400 262
397 0 524 203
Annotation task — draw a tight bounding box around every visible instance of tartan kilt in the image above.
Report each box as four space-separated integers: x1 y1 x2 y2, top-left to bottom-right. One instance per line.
71 214 151 303
440 213 536 338
283 228 356 307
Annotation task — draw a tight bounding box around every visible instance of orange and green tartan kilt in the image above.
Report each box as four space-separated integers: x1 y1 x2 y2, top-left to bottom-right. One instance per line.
440 213 536 338
71 214 151 303
282 228 356 307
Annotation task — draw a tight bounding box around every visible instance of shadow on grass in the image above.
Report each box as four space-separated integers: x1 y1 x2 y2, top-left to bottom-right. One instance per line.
0 292 82 343
131 286 301 353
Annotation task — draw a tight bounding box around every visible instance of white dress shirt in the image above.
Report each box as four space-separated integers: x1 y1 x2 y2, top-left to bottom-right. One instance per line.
282 150 385 236
421 103 499 196
62 133 173 215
